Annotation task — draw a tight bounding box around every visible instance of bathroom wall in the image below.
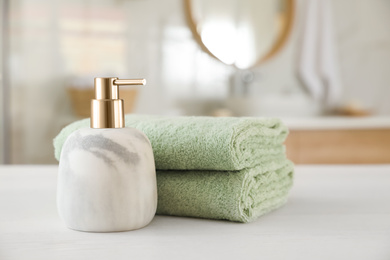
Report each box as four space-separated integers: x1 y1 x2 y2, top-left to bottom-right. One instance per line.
7 0 131 163
0 0 6 163
3 0 390 163
132 0 390 116
332 0 390 113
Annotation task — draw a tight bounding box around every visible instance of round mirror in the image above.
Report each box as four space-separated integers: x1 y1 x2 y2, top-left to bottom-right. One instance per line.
185 0 294 69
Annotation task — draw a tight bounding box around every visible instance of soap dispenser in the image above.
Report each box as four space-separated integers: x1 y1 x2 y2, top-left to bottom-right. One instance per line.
57 77 157 232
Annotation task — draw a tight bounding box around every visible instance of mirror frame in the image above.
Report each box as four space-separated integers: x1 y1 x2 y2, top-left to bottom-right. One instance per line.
184 0 295 69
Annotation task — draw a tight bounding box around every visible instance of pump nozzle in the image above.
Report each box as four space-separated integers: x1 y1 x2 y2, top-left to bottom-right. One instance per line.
91 77 146 129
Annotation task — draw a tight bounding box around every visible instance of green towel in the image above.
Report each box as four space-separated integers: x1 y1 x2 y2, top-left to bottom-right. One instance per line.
53 115 293 222
157 159 293 222
54 115 288 171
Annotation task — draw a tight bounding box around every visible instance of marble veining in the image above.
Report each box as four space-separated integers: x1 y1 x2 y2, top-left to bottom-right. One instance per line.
57 127 157 232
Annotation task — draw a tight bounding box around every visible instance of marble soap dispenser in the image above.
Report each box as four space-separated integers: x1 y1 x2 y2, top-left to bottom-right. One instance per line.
57 77 157 232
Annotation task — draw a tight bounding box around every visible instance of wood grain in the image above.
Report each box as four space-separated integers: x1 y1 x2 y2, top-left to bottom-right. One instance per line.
285 129 390 164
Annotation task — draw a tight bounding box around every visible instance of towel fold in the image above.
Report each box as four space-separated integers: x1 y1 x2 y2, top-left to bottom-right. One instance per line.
54 115 289 171
157 159 293 222
53 115 293 222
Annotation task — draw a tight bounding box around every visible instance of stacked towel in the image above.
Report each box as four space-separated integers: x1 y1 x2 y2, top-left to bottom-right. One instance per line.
54 115 294 222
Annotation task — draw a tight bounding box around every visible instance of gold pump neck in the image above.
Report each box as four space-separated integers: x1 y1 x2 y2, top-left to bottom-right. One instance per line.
90 77 146 129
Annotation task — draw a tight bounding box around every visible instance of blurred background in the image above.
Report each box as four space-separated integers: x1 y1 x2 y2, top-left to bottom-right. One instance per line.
0 0 389 164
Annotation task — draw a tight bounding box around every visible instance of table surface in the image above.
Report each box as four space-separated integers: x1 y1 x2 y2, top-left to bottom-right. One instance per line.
0 165 389 260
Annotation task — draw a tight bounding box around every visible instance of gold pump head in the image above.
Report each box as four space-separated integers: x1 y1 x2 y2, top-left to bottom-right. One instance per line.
90 77 146 128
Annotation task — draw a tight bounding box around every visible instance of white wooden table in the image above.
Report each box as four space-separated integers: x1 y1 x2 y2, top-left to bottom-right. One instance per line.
0 165 389 260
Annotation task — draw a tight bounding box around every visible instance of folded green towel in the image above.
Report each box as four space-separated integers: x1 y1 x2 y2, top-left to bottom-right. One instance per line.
157 159 294 222
54 115 288 171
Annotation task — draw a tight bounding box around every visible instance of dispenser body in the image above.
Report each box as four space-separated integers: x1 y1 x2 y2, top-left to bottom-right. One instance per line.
57 127 157 232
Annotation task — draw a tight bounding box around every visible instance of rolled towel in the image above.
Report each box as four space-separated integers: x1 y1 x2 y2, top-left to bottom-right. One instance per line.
157 159 293 222
54 115 288 171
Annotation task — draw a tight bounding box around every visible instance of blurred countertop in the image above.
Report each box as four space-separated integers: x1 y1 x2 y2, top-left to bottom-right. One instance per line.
282 116 390 130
